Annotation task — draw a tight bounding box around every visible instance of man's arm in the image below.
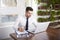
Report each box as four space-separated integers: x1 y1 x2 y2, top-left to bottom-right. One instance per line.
33 18 37 28
13 15 22 30
28 18 37 32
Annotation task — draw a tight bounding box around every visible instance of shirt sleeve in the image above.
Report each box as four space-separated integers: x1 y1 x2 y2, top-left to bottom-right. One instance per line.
33 18 37 28
13 15 22 30
28 18 37 32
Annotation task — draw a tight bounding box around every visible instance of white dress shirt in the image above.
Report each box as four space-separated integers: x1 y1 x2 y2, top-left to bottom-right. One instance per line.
14 14 37 32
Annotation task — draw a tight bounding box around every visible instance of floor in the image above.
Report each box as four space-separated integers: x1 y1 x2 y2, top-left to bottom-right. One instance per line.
1 27 60 40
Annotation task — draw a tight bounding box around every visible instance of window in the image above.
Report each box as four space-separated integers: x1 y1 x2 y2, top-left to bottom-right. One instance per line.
1 0 17 7
0 14 18 23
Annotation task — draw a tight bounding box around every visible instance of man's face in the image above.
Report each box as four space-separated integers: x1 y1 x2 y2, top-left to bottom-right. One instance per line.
25 11 33 18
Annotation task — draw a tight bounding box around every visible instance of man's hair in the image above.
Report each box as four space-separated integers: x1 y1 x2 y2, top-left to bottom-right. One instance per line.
26 7 33 12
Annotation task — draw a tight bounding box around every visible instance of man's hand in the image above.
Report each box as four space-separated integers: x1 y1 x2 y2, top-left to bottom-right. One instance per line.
18 27 24 32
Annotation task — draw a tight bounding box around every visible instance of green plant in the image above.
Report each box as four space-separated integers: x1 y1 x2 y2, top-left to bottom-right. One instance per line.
49 16 55 21
41 0 47 3
37 0 60 22
37 18 49 22
54 0 60 4
48 0 60 9
37 11 44 15
49 13 55 21
50 11 56 16
49 11 56 21
37 10 50 15
37 11 43 15
38 3 48 9
57 10 60 15
37 10 41 14
37 17 56 22
55 16 60 20
37 0 41 4
47 0 55 7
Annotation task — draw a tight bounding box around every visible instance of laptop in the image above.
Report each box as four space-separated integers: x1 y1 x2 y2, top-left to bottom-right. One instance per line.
29 22 50 34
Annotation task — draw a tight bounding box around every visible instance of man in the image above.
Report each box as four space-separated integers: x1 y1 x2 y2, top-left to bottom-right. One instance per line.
14 7 37 33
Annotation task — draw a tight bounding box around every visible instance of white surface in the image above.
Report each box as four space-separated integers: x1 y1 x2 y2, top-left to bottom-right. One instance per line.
0 26 14 39
34 22 50 33
16 30 28 35
0 22 14 28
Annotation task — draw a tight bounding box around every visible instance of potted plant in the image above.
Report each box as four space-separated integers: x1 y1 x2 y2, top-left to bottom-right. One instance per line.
37 18 49 22
47 0 60 9
57 10 60 15
37 0 41 4
37 10 50 16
